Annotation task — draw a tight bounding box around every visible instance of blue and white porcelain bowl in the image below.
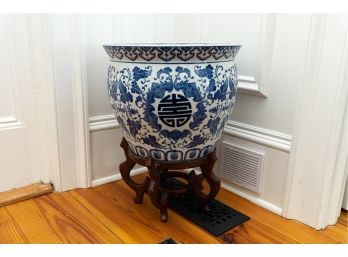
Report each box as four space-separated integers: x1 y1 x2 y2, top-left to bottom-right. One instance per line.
103 44 241 162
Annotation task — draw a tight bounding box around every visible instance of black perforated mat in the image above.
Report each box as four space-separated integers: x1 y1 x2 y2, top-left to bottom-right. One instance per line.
165 178 250 237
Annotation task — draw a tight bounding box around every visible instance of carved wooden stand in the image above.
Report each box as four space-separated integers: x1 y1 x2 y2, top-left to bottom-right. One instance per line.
119 137 221 222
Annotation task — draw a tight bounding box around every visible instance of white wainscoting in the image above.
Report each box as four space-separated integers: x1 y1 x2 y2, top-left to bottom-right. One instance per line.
221 182 283 215
89 115 292 151
91 166 147 187
224 120 292 153
89 114 120 132
219 122 292 213
218 132 291 213
88 115 291 214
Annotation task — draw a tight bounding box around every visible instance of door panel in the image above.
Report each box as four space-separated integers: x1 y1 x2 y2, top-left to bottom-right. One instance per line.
0 15 58 192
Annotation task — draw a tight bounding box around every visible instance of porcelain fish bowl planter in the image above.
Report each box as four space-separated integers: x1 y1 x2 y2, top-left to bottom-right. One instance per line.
103 44 241 162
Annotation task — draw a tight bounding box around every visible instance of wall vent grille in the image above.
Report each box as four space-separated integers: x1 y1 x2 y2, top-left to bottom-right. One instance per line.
219 141 264 193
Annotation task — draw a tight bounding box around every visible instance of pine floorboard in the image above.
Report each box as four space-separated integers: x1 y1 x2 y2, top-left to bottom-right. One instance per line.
338 210 347 227
0 173 347 244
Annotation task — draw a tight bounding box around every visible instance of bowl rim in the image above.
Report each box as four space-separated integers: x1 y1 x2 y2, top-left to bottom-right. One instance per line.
103 43 242 47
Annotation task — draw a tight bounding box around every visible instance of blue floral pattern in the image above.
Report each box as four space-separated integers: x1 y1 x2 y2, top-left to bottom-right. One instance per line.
107 60 238 161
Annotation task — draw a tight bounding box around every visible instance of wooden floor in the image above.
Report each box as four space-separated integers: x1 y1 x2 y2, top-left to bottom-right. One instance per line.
0 173 347 244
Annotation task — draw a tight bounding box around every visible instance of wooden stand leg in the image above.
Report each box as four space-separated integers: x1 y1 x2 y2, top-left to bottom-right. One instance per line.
119 138 150 204
118 137 221 221
147 162 168 222
195 149 220 211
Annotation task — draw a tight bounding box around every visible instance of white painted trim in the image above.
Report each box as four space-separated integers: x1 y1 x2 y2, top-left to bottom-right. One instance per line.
237 75 266 97
91 167 148 187
0 116 24 130
221 181 282 215
0 15 24 129
49 15 91 191
89 114 120 132
88 115 292 154
89 114 292 153
238 75 257 84
90 166 283 215
326 95 348 224
258 14 277 97
282 14 348 229
25 14 62 192
223 120 292 153
70 15 92 189
235 14 276 98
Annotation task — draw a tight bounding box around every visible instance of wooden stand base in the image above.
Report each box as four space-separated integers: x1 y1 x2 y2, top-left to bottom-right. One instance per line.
119 137 221 222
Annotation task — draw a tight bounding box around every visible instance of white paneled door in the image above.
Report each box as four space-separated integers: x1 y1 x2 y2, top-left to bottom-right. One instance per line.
0 15 60 192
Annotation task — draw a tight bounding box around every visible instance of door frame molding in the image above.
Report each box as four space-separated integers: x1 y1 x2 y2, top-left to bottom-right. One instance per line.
282 14 348 229
48 14 91 191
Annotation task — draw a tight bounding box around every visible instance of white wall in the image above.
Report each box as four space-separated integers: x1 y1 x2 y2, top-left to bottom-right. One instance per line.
85 14 176 118
86 14 310 136
212 14 312 214
86 14 178 183
85 14 313 214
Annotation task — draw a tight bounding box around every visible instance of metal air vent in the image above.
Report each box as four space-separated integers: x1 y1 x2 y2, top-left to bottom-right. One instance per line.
219 141 264 193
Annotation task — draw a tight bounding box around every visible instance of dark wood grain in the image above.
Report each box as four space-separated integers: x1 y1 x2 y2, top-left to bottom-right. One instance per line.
119 137 221 221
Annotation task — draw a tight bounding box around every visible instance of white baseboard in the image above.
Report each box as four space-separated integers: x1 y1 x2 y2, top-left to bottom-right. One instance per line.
91 165 282 215
221 181 282 215
89 114 286 217
91 167 148 187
